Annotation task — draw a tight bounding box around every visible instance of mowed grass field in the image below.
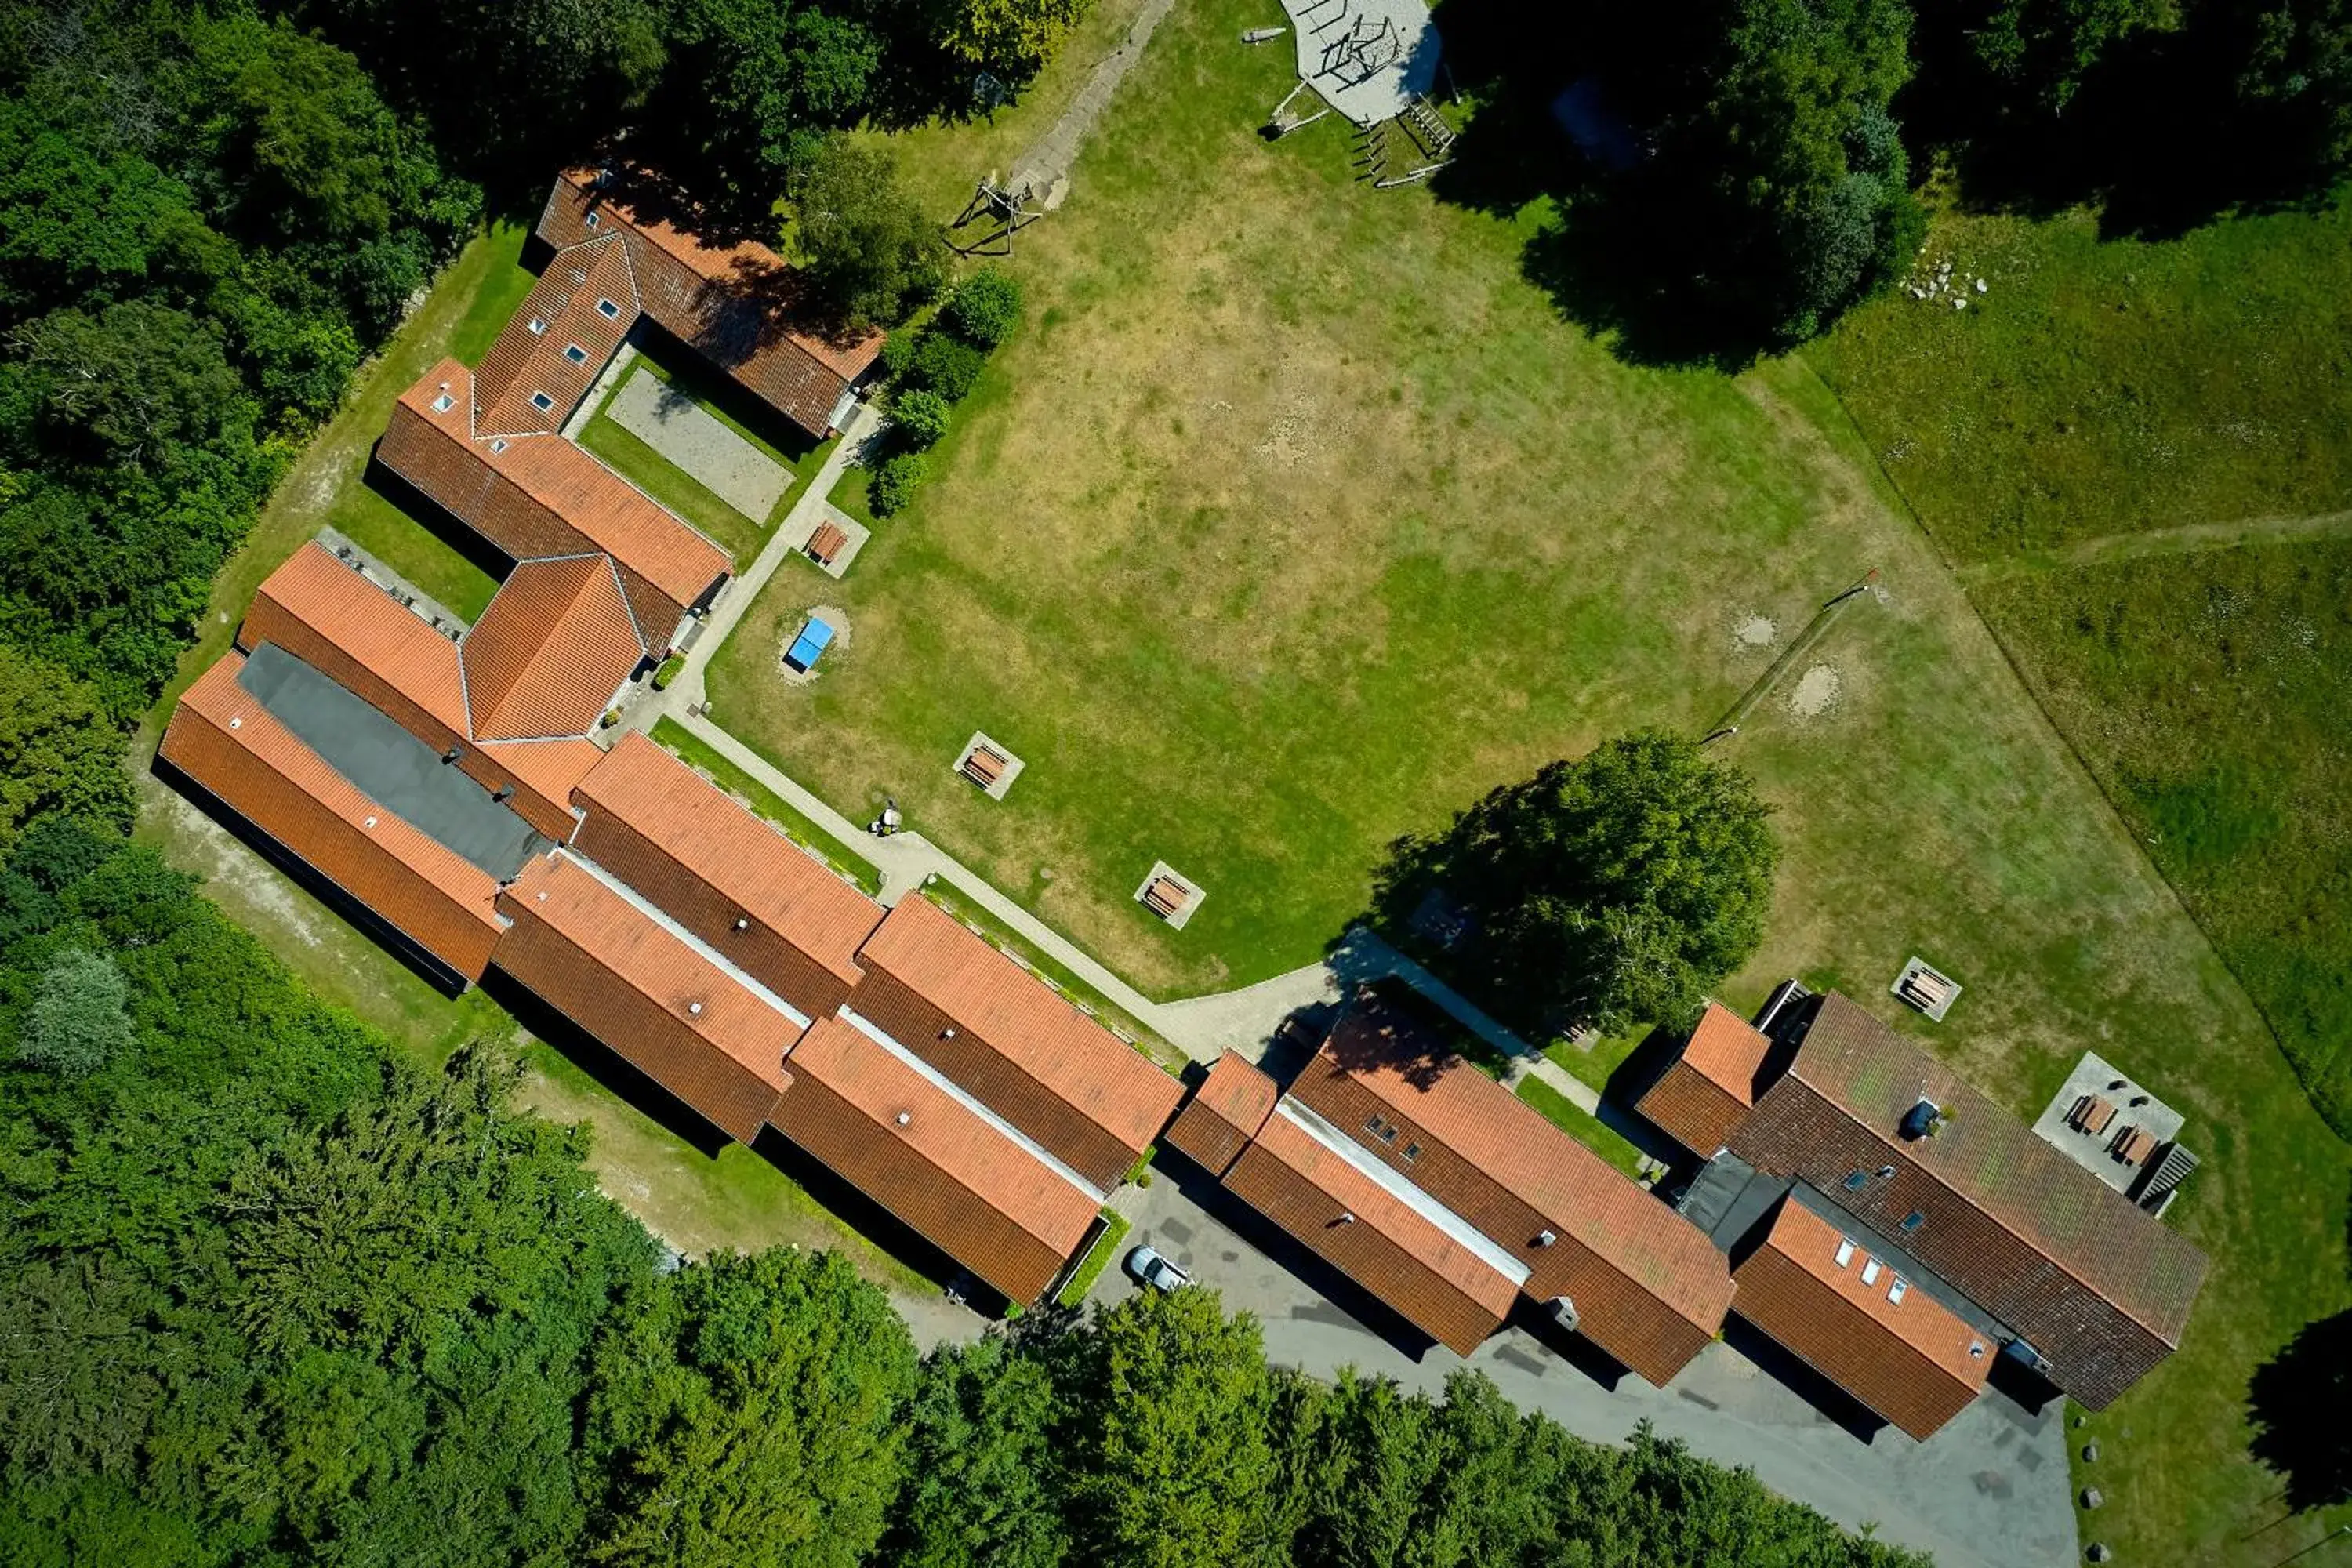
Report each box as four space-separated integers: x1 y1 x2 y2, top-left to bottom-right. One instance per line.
703 0 2352 1558
1810 200 2352 1559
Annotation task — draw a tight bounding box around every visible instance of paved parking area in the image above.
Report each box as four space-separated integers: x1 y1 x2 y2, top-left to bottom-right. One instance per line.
609 368 790 522
1084 1167 2075 1568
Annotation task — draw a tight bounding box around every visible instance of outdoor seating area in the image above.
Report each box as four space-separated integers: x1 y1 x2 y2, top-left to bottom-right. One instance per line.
1891 956 1962 1022
956 732 1024 799
807 523 848 565
1134 861 1205 930
796 499 870 579
2031 1051 2196 1210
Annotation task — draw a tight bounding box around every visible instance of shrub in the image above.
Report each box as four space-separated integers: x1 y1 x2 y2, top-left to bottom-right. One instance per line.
944 266 1022 348
891 388 952 450
651 655 685 691
910 332 989 403
869 452 930 516
19 947 134 1077
879 328 920 382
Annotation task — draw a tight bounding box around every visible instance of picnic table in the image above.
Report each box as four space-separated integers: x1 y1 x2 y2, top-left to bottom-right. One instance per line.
1143 876 1191 917
807 522 849 565
961 746 1007 788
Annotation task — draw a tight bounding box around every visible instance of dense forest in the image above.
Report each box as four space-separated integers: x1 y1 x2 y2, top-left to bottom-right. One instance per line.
0 818 1924 1565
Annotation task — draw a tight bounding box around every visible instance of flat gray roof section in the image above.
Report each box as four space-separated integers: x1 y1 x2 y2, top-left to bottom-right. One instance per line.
237 643 546 880
1678 1151 1791 1250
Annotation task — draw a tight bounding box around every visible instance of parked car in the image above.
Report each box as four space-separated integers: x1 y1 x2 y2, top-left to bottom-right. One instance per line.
1124 1244 1191 1292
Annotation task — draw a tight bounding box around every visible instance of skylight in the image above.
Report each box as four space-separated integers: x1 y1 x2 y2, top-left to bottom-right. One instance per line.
564 344 588 365
1860 1258 1883 1287
597 298 619 319
528 317 546 335
1834 1238 1856 1268
530 391 554 412
431 393 454 413
1887 1278 1907 1305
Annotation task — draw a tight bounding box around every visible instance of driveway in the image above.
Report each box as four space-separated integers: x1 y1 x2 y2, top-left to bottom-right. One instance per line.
1083 1167 2077 1568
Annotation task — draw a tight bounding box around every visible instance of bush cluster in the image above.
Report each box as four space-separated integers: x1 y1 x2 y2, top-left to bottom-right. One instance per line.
867 266 1024 517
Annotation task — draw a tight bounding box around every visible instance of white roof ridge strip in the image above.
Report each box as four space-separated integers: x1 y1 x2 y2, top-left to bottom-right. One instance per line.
554 848 812 1030
1276 1098 1532 1288
835 1006 1108 1206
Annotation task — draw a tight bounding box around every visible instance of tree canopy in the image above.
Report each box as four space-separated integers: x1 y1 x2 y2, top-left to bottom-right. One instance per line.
1388 730 1780 1033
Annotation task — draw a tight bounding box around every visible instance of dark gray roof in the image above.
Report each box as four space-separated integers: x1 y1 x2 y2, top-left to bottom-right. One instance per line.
238 644 545 880
1677 1151 1789 1251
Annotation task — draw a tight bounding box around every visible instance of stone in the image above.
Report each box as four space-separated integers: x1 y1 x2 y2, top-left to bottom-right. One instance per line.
2085 1546 2111 1563
2080 1486 2104 1510
1975 278 1988 293
2082 1441 2100 1462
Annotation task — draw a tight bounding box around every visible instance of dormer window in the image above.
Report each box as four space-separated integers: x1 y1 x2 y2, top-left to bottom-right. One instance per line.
528 316 546 335
597 298 620 319
530 390 554 412
564 343 588 365
431 392 455 413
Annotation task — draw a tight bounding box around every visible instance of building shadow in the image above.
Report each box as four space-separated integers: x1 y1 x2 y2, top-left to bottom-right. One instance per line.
152 753 470 998
361 457 520 593
1719 1315 1891 1446
482 970 733 1159
622 321 832 465
1506 1297 1632 1393
1149 1145 1445 1364
746 1126 979 1305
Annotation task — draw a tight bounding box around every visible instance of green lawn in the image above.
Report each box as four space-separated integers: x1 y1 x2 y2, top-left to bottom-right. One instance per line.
1807 195 2352 563
577 407 771 564
1516 1077 1646 1178
697 0 2351 1559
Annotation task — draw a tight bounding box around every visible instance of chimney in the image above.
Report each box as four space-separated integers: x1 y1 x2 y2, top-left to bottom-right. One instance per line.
1898 1098 1944 1140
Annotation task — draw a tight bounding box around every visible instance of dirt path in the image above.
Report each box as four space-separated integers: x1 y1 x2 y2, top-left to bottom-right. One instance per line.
1007 0 1181 201
1958 506 2352 586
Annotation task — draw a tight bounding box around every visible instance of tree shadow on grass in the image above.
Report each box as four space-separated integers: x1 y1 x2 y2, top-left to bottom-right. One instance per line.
2249 1305 2352 1512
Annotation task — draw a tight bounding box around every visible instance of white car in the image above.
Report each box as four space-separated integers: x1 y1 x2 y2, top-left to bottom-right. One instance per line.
1125 1244 1192 1291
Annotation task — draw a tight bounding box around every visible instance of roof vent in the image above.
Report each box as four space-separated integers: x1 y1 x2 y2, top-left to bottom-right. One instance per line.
362 815 378 829
228 717 243 729
941 1028 957 1040
492 784 514 803
1336 1211 1356 1225
895 1111 911 1127
688 1001 704 1016
1899 1098 1946 1139
1550 1295 1580 1331
733 917 750 931
442 746 461 764
1534 1229 1557 1247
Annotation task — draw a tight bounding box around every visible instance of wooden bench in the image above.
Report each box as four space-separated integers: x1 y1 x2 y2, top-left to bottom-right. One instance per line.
1143 877 1190 918
961 747 1007 788
1902 970 1953 1008
806 521 850 565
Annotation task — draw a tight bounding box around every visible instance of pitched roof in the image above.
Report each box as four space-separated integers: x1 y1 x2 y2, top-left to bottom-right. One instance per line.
246 542 468 735
393 361 732 630
1733 1197 1991 1439
537 169 883 437
1233 1100 1523 1351
571 732 884 987
1787 993 2207 1343
474 234 637 437
1686 1001 1772 1100
460 554 644 741
854 895 1183 1156
495 851 803 1141
782 1014 1102 1256
474 736 604 827
1163 1051 1281 1179
1320 1006 1733 1334
160 655 504 981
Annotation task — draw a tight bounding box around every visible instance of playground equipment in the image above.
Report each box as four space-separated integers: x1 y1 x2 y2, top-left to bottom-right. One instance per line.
950 174 1044 256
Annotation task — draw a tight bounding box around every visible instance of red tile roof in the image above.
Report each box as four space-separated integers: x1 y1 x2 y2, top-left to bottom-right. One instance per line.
474 235 636 437
243 542 468 737
1733 1198 1990 1439
1163 1051 1279 1179
1224 1104 1520 1356
852 895 1185 1167
461 554 644 740
570 732 883 1007
1316 1007 1734 1339
771 1014 1102 1305
1637 1004 1773 1157
159 655 504 982
537 169 882 437
387 362 731 640
494 851 802 1144
472 737 602 835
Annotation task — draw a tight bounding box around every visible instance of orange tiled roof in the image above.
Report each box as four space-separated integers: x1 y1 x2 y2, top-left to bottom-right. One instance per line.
1733 1198 1991 1439
785 1015 1102 1254
1321 1008 1733 1334
855 895 1184 1156
494 852 802 1142
461 554 644 740
160 655 504 981
392 362 731 633
572 732 884 989
1685 1001 1771 1101
538 169 882 436
475 234 638 437
475 737 603 824
245 542 468 735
